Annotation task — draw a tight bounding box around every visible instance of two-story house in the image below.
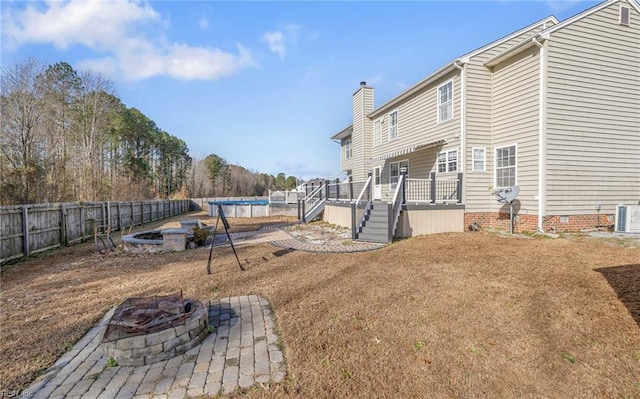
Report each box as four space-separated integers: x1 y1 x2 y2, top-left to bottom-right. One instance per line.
324 0 639 241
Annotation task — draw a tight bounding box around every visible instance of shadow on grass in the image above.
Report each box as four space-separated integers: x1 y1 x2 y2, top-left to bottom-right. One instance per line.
597 263 640 328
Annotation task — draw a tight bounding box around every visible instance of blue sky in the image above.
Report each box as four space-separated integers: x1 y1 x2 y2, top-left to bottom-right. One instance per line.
1 0 600 180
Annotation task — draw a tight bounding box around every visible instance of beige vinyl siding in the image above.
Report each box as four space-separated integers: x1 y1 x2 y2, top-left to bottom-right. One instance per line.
362 88 374 180
350 87 374 181
371 72 461 159
465 23 549 212
546 1 640 215
491 46 540 216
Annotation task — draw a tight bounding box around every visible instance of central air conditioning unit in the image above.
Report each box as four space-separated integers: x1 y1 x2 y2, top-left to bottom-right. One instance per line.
615 205 640 233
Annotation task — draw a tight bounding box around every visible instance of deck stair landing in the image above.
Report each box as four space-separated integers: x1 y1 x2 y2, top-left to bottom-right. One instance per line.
356 201 392 243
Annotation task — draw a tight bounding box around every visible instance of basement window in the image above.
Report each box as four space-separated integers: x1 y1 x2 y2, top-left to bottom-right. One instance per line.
620 5 630 25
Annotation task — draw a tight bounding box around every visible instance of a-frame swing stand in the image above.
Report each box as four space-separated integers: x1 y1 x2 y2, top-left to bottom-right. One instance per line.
207 204 244 274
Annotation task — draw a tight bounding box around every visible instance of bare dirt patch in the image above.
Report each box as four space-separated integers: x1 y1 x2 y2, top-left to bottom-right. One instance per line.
2 212 640 398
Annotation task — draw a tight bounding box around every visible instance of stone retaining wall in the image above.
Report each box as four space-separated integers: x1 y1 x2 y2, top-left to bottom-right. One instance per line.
101 300 209 366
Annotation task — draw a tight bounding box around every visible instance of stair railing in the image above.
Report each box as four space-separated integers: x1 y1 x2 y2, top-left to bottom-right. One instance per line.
298 183 326 223
351 175 372 239
390 173 406 237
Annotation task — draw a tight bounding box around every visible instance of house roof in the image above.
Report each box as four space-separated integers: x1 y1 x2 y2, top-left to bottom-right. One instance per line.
484 37 547 67
367 15 558 119
540 0 640 38
331 124 353 141
486 0 640 66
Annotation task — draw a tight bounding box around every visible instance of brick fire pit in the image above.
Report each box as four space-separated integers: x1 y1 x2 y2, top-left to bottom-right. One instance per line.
101 293 209 366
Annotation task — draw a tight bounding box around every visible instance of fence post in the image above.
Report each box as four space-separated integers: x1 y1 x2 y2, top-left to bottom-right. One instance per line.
368 172 373 202
80 204 86 241
60 204 68 246
349 176 353 201
117 202 122 231
105 202 110 229
325 180 330 200
430 172 436 204
457 172 463 203
335 178 340 200
22 206 30 257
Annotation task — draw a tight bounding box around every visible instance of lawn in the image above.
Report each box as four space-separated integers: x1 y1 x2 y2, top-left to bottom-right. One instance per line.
1 212 639 398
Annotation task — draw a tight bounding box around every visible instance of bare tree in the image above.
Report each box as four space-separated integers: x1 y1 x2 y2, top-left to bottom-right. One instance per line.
0 58 47 204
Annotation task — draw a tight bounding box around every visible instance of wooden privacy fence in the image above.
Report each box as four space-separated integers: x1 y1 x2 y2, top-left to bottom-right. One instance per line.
0 200 191 264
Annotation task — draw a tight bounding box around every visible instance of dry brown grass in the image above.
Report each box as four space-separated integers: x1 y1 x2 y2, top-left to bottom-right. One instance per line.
1 212 640 398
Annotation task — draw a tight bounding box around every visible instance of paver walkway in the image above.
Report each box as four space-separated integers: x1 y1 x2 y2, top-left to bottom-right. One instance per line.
24 225 381 399
25 296 285 399
214 225 385 253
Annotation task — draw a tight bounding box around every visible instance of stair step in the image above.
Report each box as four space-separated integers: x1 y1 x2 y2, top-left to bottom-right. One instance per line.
357 232 390 243
363 220 388 229
367 214 389 221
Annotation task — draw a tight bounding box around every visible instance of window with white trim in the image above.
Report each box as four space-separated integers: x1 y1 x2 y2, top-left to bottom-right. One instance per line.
437 80 453 123
495 145 517 187
374 119 381 146
620 5 630 25
388 110 398 140
389 160 408 189
344 138 352 160
472 147 486 172
437 149 457 173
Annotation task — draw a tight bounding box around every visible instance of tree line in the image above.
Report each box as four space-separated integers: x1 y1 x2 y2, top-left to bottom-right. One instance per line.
0 58 300 206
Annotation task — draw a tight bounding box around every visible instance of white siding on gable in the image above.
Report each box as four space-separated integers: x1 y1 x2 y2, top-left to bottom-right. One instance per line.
546 1 640 215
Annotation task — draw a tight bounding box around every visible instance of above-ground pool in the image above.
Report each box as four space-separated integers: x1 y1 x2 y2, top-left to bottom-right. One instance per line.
209 199 269 205
207 197 298 218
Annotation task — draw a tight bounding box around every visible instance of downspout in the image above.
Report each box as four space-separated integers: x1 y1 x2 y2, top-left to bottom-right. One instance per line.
532 37 546 232
453 60 466 206
453 61 466 173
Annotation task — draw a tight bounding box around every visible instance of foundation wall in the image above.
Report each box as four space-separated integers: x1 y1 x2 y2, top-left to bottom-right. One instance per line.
464 212 615 233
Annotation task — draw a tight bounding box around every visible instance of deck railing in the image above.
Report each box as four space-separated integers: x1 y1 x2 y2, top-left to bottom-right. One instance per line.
405 172 463 203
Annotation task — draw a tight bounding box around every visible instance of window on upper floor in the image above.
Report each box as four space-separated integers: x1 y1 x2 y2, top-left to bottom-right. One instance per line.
374 119 381 146
437 149 458 173
345 138 352 160
472 147 486 172
388 110 398 140
390 160 409 189
495 145 517 187
437 80 453 123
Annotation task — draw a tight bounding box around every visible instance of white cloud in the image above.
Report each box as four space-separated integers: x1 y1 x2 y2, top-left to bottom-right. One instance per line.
261 23 303 59
2 0 257 81
262 31 286 58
